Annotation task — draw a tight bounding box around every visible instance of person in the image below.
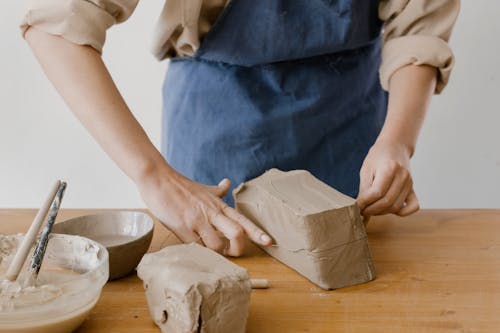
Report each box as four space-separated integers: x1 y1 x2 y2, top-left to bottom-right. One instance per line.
21 0 460 256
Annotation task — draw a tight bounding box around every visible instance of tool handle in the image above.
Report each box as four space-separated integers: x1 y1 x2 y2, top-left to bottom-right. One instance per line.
250 279 269 289
5 180 61 281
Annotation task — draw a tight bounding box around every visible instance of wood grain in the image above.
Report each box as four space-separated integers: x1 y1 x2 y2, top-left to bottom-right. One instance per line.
1 209 499 333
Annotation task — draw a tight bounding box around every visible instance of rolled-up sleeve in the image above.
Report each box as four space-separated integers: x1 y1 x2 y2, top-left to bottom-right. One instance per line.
20 0 139 53
379 0 460 94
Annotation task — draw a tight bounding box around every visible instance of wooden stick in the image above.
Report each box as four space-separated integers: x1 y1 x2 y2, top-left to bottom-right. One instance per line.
5 180 61 281
250 279 269 289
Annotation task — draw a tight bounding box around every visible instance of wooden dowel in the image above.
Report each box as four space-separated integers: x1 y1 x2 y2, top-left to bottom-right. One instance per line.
5 180 61 281
250 279 269 289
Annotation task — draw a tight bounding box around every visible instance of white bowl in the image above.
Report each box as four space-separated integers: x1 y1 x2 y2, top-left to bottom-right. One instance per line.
0 233 109 333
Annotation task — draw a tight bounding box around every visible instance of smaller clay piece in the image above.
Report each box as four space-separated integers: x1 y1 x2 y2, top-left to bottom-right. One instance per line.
233 169 376 290
137 243 251 333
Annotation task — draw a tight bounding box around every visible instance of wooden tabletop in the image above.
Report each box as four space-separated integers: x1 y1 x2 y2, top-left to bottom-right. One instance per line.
1 209 499 333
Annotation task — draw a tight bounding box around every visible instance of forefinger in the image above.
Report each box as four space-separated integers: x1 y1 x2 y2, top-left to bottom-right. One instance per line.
222 205 273 246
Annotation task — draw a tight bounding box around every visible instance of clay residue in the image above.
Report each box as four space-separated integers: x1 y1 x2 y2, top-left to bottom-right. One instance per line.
233 169 376 290
43 234 101 273
0 234 22 264
0 234 103 312
137 243 251 333
0 234 108 333
0 277 62 311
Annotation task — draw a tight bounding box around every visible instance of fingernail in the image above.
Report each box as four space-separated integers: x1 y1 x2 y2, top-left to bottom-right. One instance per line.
260 234 272 244
218 178 229 187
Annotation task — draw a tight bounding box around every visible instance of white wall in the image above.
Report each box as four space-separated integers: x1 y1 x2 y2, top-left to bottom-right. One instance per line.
0 1 165 208
0 1 498 208
411 1 500 208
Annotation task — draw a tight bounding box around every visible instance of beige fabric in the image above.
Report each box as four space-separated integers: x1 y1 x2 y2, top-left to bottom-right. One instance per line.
20 0 139 53
151 0 226 59
379 0 460 93
20 0 460 93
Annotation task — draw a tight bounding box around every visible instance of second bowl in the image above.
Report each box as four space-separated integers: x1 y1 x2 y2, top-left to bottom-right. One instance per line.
53 211 154 280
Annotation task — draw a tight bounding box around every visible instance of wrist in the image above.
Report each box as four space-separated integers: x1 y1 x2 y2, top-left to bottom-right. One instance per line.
131 153 176 188
374 132 415 158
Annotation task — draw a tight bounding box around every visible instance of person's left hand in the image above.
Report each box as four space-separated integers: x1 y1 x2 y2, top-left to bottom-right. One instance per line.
356 140 420 217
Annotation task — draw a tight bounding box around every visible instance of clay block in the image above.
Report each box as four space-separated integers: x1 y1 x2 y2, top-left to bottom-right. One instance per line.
233 169 375 290
137 243 251 333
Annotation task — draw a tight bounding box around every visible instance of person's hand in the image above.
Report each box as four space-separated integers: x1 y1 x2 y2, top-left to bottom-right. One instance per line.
137 166 272 257
356 140 420 217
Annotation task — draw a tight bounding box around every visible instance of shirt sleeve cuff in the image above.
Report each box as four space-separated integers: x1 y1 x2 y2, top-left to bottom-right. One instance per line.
380 35 455 94
20 0 116 54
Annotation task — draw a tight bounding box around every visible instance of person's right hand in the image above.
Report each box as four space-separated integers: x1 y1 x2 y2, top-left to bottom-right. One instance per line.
137 166 272 257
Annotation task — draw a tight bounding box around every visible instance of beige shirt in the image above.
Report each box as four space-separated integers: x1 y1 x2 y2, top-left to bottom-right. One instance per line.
20 0 460 93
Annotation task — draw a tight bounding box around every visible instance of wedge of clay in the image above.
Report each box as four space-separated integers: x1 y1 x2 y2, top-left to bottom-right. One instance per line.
233 169 376 290
137 243 251 333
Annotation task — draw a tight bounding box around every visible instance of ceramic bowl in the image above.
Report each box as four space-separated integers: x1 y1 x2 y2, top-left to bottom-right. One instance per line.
53 211 154 280
0 233 109 333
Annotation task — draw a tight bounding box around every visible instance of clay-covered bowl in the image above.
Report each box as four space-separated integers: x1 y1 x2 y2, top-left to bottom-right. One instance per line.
53 211 154 280
0 233 108 333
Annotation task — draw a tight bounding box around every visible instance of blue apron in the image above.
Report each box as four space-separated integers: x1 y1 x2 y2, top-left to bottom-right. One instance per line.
162 0 388 206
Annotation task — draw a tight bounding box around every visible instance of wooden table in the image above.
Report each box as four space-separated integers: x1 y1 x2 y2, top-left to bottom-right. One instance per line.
1 209 499 333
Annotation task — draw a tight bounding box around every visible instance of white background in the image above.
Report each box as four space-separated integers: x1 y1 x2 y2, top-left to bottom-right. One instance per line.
0 1 498 208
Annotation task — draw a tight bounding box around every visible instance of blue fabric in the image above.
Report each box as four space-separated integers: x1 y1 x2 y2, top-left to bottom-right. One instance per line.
195 0 381 66
162 0 387 206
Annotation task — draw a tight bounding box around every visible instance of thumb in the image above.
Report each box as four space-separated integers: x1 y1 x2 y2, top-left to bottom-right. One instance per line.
206 178 231 198
356 166 374 211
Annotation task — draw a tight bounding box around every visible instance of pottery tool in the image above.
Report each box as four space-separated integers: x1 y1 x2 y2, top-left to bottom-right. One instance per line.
26 181 67 284
5 180 61 281
250 279 269 289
